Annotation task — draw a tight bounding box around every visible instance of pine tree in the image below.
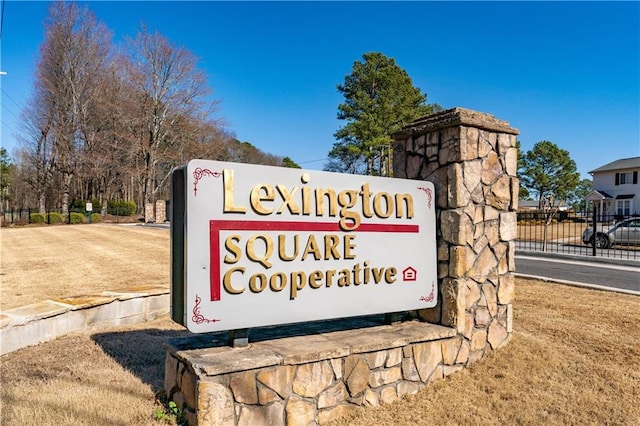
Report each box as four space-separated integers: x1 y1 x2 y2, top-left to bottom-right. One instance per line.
327 52 440 176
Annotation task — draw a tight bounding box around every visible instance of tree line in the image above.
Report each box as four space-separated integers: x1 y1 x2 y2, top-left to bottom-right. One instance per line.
3 2 293 216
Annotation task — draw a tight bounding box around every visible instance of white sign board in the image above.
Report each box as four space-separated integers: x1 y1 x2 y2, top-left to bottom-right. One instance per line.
176 159 437 333
86 202 93 212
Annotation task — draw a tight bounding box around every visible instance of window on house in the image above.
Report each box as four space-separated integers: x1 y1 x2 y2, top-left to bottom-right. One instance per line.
616 200 631 216
615 171 638 185
620 172 632 184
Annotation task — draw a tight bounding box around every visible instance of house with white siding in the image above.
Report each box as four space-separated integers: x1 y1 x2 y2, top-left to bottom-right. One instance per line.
585 156 640 219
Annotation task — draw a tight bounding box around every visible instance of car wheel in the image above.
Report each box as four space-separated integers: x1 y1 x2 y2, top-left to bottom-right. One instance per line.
594 233 610 249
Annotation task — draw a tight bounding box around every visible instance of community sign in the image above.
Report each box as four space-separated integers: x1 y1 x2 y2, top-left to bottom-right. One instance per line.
171 160 437 333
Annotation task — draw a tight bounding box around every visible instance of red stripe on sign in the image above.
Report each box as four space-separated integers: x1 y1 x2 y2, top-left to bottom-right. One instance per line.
209 220 419 301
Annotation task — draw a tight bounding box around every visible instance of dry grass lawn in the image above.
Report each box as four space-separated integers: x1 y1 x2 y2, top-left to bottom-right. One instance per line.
0 224 170 310
330 279 640 425
517 222 588 244
1 224 639 425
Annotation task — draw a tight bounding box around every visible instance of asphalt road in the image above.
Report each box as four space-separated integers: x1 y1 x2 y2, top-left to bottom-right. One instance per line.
515 254 640 295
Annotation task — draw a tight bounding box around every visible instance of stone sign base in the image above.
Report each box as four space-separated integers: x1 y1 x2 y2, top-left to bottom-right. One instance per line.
164 316 471 425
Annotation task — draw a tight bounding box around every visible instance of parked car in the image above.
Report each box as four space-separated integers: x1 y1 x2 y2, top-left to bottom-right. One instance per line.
582 218 640 248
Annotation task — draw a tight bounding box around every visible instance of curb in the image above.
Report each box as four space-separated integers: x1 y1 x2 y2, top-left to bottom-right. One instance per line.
516 250 640 268
514 273 640 297
0 287 170 356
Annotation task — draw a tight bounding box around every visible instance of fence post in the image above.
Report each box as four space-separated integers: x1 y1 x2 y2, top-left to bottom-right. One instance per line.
28 208 31 224
591 203 597 256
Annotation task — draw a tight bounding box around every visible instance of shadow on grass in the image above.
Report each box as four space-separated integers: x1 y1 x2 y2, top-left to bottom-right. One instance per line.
91 327 192 392
91 313 414 392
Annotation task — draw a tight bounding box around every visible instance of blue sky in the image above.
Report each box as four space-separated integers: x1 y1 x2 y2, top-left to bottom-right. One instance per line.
1 1 639 180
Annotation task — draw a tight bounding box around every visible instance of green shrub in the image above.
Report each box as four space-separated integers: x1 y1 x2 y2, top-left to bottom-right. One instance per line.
124 200 136 215
69 212 85 224
30 213 45 224
107 200 136 216
70 198 85 211
90 213 103 223
71 198 103 213
48 212 64 224
90 198 102 212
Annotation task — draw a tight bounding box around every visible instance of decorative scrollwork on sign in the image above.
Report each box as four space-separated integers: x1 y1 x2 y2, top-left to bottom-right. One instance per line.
419 281 436 303
193 168 221 196
417 187 433 210
192 295 221 324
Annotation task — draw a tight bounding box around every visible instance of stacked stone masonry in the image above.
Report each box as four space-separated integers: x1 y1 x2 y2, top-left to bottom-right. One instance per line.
165 107 519 425
145 200 167 224
164 321 461 425
392 107 519 360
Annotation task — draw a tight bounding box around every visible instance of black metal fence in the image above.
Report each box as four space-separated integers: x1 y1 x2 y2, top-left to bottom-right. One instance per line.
1 206 138 226
1 208 89 225
1 208 33 225
517 211 640 260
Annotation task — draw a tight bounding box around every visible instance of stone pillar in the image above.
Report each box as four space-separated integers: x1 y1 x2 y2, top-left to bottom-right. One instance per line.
392 107 519 364
144 202 154 224
155 200 166 223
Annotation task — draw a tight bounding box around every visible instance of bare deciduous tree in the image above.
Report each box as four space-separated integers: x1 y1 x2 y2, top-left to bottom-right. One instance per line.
125 26 216 207
36 1 112 214
11 4 283 216
17 98 56 214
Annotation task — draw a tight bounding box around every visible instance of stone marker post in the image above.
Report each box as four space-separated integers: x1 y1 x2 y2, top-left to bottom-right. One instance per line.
155 200 166 223
145 202 154 224
392 107 519 363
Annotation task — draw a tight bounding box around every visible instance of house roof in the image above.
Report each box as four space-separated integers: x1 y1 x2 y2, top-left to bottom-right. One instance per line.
585 190 614 201
589 157 640 174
